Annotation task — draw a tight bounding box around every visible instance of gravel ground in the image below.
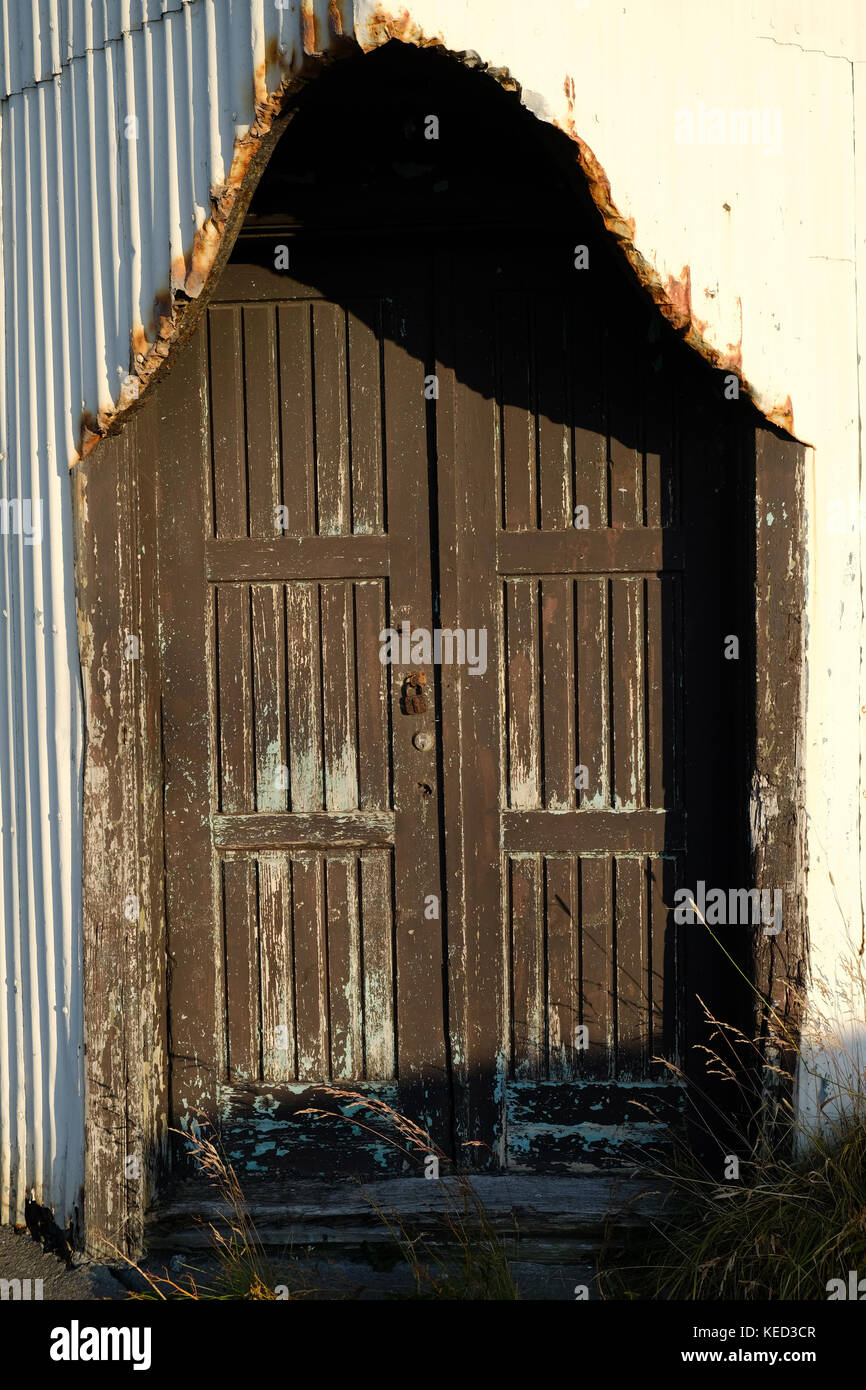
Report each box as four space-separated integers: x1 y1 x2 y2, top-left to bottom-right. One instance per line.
0 1226 127 1301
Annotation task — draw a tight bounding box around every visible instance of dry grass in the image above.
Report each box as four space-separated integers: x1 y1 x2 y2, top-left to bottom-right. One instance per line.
116 1123 303 1300
116 1095 517 1300
598 903 866 1301
298 1087 519 1299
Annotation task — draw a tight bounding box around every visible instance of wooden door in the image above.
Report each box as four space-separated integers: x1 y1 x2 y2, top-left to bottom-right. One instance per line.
157 248 454 1176
434 234 741 1172
155 230 743 1181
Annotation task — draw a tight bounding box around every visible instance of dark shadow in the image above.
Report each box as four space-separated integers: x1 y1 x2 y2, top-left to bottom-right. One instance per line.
167 40 761 1187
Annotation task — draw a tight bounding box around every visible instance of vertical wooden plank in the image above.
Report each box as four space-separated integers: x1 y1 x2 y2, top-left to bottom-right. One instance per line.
347 302 384 535
223 857 260 1082
76 413 168 1254
277 303 316 536
244 305 280 538
259 855 296 1081
606 330 643 529
154 326 224 1181
679 392 738 1079
360 850 395 1081
576 577 609 807
545 856 579 1080
251 585 287 812
354 580 391 811
535 297 570 531
320 580 358 811
438 252 507 1163
505 578 540 809
291 855 329 1081
131 409 170 1233
614 855 648 1078
208 306 247 539
313 301 350 536
649 854 678 1066
285 583 323 812
610 578 644 809
752 429 807 1086
643 349 673 531
216 585 253 813
570 306 607 529
510 855 545 1079
644 576 665 809
326 856 362 1080
499 293 536 530
382 284 448 1141
650 572 686 822
540 576 575 809
579 855 612 1075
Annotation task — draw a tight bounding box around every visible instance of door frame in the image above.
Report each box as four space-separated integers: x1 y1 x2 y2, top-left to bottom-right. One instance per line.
70 139 807 1268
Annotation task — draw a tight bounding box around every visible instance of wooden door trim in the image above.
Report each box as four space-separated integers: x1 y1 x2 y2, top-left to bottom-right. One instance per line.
72 408 169 1258
751 429 808 1097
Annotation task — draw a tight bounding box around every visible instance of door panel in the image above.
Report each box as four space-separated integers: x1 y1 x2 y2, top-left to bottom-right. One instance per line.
433 239 731 1171
158 266 451 1175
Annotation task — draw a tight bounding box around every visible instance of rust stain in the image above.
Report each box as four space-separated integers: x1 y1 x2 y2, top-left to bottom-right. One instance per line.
770 395 795 435
170 252 188 292
131 323 150 362
327 0 344 40
662 264 692 333
362 5 443 50
79 411 102 460
300 0 317 54
253 52 270 108
150 288 172 339
263 33 291 83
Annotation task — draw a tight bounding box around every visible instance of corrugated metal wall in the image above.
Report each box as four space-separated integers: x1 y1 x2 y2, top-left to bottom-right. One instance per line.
0 0 350 1230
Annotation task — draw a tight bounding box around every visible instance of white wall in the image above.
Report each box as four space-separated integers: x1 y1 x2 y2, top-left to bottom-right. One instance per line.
0 0 862 1225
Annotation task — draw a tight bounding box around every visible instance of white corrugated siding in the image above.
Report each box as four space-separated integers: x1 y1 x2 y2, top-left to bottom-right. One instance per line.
0 76 85 1227
0 0 304 1229
0 0 862 1227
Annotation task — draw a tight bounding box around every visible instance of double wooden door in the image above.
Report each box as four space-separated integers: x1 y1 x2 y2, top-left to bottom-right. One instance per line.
155 229 740 1179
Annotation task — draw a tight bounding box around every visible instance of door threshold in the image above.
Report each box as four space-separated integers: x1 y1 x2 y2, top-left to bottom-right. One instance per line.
144 1173 671 1255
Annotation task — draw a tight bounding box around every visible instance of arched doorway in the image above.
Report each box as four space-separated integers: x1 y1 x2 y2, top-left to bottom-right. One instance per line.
157 42 747 1179
75 42 806 1252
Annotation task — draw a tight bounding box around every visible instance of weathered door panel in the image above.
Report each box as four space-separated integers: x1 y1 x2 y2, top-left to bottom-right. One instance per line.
158 264 452 1175
432 237 738 1171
